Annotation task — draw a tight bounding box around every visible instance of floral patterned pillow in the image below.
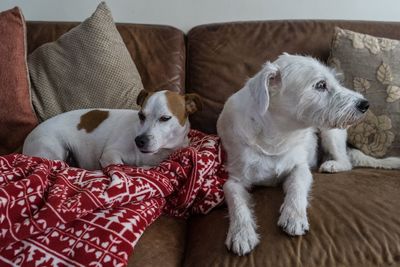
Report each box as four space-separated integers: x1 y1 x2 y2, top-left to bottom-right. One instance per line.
329 27 400 157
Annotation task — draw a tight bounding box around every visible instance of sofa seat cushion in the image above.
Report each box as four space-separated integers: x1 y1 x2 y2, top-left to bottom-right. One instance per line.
128 216 187 267
183 169 400 266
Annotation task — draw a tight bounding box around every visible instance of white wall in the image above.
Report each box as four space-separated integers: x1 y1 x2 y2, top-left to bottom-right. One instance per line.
1 0 399 32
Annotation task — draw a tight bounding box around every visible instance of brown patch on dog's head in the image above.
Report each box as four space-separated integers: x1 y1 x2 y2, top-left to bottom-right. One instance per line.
185 93 202 114
165 91 186 126
165 91 203 126
137 90 152 107
77 110 109 133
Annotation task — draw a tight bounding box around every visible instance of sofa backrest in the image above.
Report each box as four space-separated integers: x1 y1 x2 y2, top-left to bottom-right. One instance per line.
26 20 400 134
186 20 400 133
26 22 186 94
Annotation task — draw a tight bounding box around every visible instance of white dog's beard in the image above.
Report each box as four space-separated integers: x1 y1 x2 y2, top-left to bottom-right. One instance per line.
307 106 365 129
326 96 367 129
298 94 366 129
327 109 365 129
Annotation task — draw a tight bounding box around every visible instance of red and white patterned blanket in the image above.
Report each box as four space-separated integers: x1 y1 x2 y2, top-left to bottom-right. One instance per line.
0 130 227 267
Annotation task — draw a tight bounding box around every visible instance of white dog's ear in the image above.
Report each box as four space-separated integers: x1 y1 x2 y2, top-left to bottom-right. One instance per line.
248 62 281 114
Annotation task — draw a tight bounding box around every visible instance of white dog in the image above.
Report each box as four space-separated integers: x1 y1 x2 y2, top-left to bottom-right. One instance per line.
23 90 202 170
217 53 400 255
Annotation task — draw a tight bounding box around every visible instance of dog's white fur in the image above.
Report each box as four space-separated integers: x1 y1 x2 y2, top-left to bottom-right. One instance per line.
23 90 201 170
217 53 400 255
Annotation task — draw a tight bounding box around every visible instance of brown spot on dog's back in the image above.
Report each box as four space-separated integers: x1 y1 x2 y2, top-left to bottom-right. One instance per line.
77 110 109 133
165 91 186 126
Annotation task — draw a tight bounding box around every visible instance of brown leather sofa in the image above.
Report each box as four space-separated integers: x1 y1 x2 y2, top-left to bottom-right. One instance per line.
26 20 400 267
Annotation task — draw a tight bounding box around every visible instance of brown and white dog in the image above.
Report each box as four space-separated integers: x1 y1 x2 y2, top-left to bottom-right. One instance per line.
23 90 202 170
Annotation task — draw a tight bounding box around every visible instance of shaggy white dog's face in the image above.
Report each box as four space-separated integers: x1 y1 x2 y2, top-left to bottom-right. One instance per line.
273 54 369 129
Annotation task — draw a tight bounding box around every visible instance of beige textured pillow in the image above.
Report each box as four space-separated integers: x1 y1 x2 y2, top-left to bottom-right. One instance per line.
28 2 143 121
329 27 400 157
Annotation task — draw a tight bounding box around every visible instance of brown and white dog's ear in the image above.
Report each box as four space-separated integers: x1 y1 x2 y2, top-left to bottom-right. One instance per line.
185 93 203 114
136 90 150 106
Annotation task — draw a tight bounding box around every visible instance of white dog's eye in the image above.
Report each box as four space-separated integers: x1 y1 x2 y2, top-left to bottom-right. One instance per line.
138 112 146 122
315 80 327 91
159 116 172 122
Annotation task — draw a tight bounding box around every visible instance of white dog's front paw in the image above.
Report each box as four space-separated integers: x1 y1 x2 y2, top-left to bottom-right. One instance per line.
278 204 309 236
225 224 260 256
319 160 352 173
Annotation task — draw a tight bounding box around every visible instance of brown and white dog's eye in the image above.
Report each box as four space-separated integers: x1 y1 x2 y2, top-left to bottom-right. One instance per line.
138 112 146 122
315 80 327 91
159 116 172 122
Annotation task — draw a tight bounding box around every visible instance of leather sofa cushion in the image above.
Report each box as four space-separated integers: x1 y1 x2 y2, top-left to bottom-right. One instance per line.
25 20 186 265
187 20 400 133
128 216 187 267
27 21 185 94
183 169 400 266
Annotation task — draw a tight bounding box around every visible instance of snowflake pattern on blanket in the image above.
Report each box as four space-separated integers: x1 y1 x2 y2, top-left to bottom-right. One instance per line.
0 130 227 267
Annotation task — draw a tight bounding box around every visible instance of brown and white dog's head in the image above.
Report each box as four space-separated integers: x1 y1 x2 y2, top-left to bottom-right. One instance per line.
134 90 202 154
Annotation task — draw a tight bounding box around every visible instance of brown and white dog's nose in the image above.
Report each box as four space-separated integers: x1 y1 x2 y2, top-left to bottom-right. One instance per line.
356 99 369 113
135 135 149 149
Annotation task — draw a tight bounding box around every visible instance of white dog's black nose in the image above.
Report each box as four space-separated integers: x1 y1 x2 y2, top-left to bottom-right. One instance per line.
135 135 149 149
356 99 369 113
